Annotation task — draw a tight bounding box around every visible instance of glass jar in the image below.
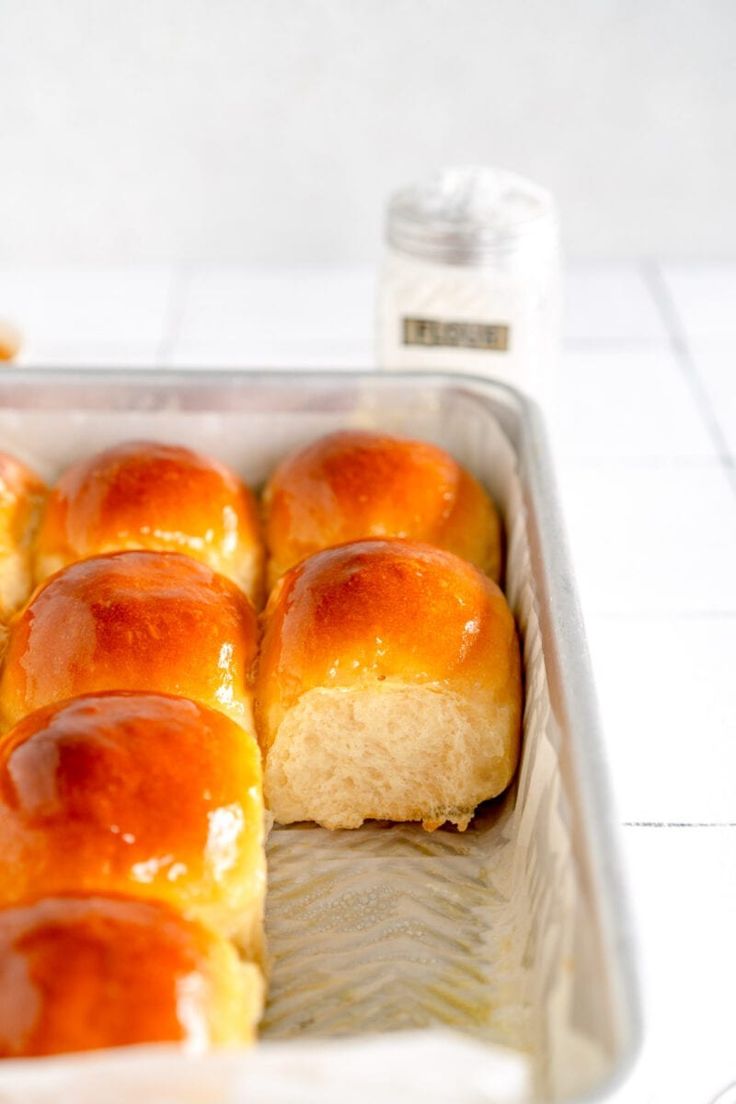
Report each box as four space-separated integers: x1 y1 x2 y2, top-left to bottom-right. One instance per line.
376 166 561 404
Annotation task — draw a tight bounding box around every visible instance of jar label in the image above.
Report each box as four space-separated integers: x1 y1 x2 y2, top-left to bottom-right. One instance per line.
402 316 510 352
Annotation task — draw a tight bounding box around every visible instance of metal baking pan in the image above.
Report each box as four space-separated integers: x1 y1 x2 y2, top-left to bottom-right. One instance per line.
0 369 639 1103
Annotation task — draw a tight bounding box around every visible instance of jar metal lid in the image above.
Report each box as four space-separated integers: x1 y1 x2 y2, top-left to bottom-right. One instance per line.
386 166 558 267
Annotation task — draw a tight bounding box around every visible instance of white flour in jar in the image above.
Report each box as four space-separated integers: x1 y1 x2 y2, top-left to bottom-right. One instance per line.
376 166 561 405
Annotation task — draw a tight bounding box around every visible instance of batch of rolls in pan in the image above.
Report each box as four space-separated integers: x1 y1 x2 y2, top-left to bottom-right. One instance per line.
0 430 522 1058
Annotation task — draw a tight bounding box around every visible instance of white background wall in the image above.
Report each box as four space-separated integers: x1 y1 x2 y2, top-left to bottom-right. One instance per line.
1 0 732 264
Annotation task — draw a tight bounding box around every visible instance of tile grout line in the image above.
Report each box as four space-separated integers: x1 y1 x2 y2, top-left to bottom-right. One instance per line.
155 264 191 367
624 822 736 828
641 260 736 498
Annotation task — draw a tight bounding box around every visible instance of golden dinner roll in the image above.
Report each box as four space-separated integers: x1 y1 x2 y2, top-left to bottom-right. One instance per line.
0 551 258 733
0 895 262 1057
0 693 265 951
262 429 502 587
0 452 46 621
0 320 22 362
34 440 263 605
256 539 521 831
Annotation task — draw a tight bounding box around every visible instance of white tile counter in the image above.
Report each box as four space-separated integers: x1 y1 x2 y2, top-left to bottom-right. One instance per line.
1 261 734 1103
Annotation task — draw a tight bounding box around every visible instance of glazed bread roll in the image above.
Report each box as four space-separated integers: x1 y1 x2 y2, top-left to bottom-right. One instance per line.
0 896 262 1057
0 551 258 733
0 693 265 952
262 429 502 587
256 539 521 830
0 320 22 362
0 452 46 621
34 440 263 605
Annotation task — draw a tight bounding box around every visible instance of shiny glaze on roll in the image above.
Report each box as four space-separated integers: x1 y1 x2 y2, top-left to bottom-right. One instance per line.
0 895 258 1056
34 440 263 604
256 538 520 752
0 550 258 732
0 692 264 945
263 430 502 586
